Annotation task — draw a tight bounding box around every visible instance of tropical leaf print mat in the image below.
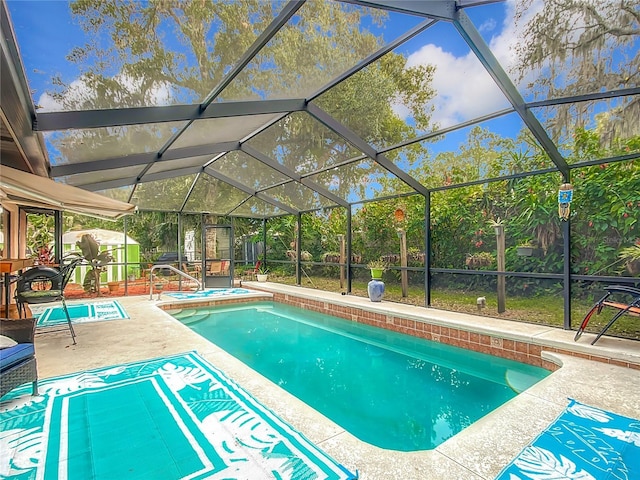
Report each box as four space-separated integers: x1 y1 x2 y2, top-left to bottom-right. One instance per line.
495 398 640 480
0 352 356 480
32 300 129 327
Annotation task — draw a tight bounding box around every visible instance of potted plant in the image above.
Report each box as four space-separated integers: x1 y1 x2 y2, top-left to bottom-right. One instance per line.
407 247 425 264
619 243 640 275
367 259 387 280
76 234 114 296
288 250 313 261
256 266 269 282
465 252 495 268
516 240 536 257
322 252 341 263
381 254 400 264
127 266 139 282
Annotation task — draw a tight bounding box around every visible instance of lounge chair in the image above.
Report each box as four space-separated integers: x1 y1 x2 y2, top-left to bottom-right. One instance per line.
0 317 38 399
209 260 223 276
208 260 230 276
574 285 640 345
240 261 261 283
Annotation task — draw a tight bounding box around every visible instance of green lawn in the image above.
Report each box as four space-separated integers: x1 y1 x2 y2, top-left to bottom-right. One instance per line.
273 274 640 341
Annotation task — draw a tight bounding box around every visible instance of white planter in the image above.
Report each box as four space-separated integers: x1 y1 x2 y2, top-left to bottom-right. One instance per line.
256 274 268 282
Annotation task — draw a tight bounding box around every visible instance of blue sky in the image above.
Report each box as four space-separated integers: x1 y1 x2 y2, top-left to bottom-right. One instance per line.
8 1 84 100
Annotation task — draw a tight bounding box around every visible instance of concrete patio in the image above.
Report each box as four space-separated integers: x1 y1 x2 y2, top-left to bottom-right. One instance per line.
31 288 640 479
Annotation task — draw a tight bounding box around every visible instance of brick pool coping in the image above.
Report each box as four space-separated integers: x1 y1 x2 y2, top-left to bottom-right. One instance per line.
158 285 640 371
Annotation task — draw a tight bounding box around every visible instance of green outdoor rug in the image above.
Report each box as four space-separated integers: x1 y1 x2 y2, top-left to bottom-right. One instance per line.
32 300 129 327
495 399 640 480
0 351 357 480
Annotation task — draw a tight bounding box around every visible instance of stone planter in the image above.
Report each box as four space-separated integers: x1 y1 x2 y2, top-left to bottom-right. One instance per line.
516 246 535 257
256 274 268 282
370 268 384 280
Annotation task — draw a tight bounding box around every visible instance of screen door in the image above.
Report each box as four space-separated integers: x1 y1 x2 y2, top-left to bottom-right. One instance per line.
203 225 233 288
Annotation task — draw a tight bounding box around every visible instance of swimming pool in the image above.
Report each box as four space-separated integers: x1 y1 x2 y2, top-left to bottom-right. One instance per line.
170 302 550 451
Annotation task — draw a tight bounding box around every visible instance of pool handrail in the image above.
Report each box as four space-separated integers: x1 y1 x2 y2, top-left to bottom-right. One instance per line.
149 264 202 299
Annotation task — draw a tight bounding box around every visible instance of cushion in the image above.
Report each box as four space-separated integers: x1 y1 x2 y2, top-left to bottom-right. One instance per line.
0 343 35 371
18 289 63 303
0 335 17 349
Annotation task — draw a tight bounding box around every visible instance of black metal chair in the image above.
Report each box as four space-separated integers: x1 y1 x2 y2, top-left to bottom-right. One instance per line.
15 255 84 345
574 285 640 345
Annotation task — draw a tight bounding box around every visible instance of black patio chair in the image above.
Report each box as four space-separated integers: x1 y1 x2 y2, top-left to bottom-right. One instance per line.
15 255 84 345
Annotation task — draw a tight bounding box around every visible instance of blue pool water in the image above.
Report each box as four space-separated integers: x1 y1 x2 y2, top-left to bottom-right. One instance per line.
170 302 550 451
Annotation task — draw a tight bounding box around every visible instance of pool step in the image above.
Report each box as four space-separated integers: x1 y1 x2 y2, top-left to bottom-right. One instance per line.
505 370 541 393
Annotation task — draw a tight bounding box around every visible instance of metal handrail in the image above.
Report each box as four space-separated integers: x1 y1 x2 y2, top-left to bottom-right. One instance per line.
149 264 202 299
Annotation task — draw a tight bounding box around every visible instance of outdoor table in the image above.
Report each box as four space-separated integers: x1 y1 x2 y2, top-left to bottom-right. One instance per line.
0 258 34 318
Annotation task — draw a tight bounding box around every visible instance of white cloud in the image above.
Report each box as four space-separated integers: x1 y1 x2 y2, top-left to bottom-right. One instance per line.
405 43 509 128
38 91 64 112
478 18 497 33
488 0 544 79
37 73 172 113
399 0 545 129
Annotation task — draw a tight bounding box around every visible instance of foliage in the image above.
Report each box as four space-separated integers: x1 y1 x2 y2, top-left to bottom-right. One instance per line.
366 259 387 270
619 243 640 261
59 122 638 302
76 234 115 294
465 252 495 269
26 213 76 264
286 250 313 261
407 247 425 263
302 209 346 263
568 131 639 276
323 251 341 263
26 213 55 256
514 0 639 143
619 243 640 275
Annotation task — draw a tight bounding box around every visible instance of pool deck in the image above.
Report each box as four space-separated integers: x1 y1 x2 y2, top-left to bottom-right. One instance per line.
31 284 640 480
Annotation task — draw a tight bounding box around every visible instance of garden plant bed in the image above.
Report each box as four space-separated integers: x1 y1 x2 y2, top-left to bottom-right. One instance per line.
63 280 194 299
